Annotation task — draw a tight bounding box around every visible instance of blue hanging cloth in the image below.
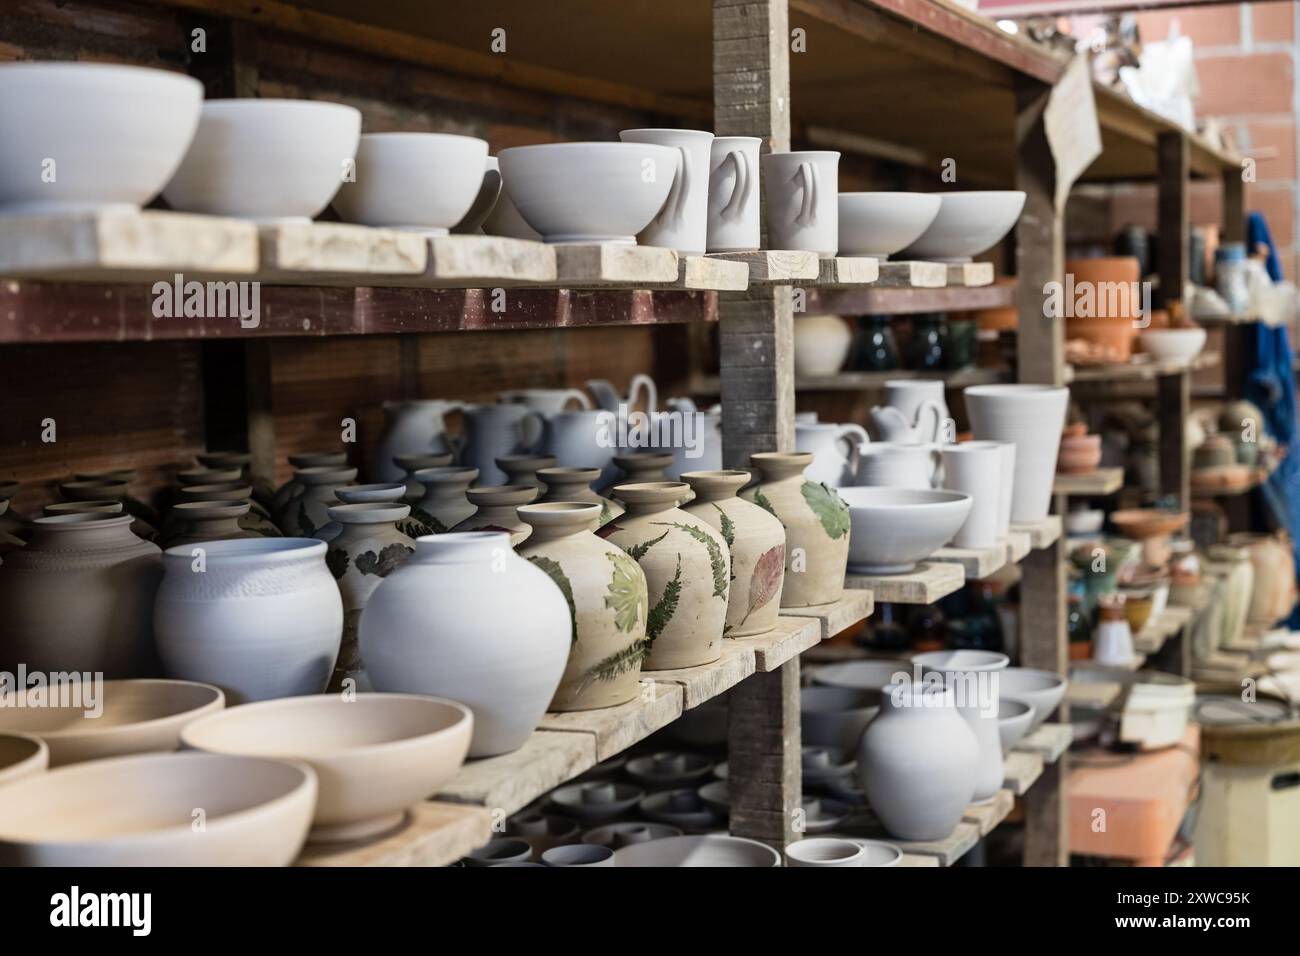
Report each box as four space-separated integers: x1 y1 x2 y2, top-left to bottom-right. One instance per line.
1242 212 1300 626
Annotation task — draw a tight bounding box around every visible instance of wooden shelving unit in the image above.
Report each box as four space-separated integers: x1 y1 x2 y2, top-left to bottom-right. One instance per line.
1052 468 1124 497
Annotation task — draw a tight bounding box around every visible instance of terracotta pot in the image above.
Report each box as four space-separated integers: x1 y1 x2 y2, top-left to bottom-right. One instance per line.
0 513 161 678
176 483 280 538
450 484 538 546
405 466 478 536
517 502 649 711
496 454 558 491
324 503 416 692
271 451 347 519
278 466 356 539
740 452 848 608
359 531 570 757
538 466 624 527
1193 434 1237 469
681 470 786 637
1056 433 1101 474
164 501 260 548
600 482 730 669
393 453 455 503
1229 532 1297 625
1063 257 1142 360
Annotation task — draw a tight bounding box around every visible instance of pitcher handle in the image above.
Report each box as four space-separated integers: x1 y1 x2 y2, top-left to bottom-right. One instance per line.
795 161 818 227
720 149 751 221
562 388 593 411
628 373 659 414
520 410 547 453
836 423 870 475
927 444 945 489
914 399 946 444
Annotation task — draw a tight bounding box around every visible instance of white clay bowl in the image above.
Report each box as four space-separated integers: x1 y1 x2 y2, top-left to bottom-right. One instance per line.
0 63 203 216
810 659 914 701
180 693 472 843
898 191 1027 261
837 192 942 258
332 132 489 234
497 142 678 244
997 699 1037 753
0 751 315 866
0 679 225 767
163 99 361 222
0 733 48 787
613 834 781 867
838 487 972 574
998 667 1067 732
1139 327 1207 365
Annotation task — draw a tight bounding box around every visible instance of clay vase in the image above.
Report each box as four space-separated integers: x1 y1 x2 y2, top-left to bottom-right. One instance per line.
194 451 271 505
406 466 479 536
600 482 730 670
370 399 463 483
154 538 343 703
279 466 357 539
43 499 123 517
0 513 162 678
614 452 675 485
359 531 571 756
323 502 415 693
1207 544 1253 651
681 470 785 637
857 682 979 841
272 451 347 519
497 454 558 491
164 501 260 548
740 452 849 608
393 453 455 503
913 650 1009 804
450 485 538 546
60 479 158 542
1229 532 1297 625
317 482 406 540
538 467 624 527
0 481 26 539
1056 433 1101 474
177 483 281 538
517 502 649 711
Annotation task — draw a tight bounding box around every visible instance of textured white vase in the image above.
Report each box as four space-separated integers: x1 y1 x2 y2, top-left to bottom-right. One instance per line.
963 384 1068 522
359 531 570 757
154 539 343 703
913 650 1008 804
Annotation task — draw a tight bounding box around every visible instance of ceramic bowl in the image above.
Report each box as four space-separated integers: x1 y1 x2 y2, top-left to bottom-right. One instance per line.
582 821 684 848
613 834 780 867
180 693 471 843
696 779 730 817
509 811 582 853
1065 508 1105 537
0 63 203 216
998 668 1067 732
786 836 870 867
810 659 913 703
464 838 532 867
639 788 723 831
800 796 854 833
1140 327 1207 365
163 99 362 222
625 752 715 788
0 679 224 767
541 844 615 867
0 733 48 787
997 699 1036 753
850 838 905 866
837 192 942 258
0 751 315 866
839 487 972 574
1110 508 1189 540
898 191 1027 261
497 142 678 244
801 745 857 786
333 132 489 234
550 781 644 822
800 686 878 753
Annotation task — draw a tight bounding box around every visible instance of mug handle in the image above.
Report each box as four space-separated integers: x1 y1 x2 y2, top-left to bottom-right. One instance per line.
720 149 751 221
914 399 946 444
795 161 818 227
563 388 593 410
520 410 546 453
628 373 658 414
658 146 691 228
835 424 870 475
927 444 944 489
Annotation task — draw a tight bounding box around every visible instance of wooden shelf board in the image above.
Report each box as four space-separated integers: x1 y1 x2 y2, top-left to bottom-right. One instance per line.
1065 678 1123 710
436 729 598 816
834 811 980 867
678 255 750 291
793 366 1008 392
296 801 492 867
1067 351 1219 384
537 679 685 762
1133 606 1194 655
949 262 994 287
391 234 557 287
1052 467 1124 497
875 260 946 288
1191 464 1275 497
1010 515 1062 549
844 560 965 605
256 221 427 281
805 281 1015 316
1005 530 1032 564
815 256 880 286
705 250 818 283
930 539 1008 580
736 616 823 672
963 788 1015 836
1003 749 1045 796
648 639 757 709
1013 723 1073 763
779 590 875 640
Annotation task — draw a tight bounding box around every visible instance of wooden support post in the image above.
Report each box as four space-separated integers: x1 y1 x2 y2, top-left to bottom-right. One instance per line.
1156 132 1189 310
244 341 277 496
726 658 801 849
1157 371 1190 508
1221 165 1246 245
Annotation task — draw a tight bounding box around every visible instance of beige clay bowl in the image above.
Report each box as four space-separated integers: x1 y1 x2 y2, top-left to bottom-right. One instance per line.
0 679 225 766
0 751 316 866
0 733 48 786
181 693 473 843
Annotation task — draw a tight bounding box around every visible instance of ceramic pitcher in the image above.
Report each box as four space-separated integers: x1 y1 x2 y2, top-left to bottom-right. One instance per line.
706 136 761 253
854 443 940 490
882 379 950 444
370 399 463 483
662 398 723 479
619 128 713 255
796 422 870 488
500 388 593 414
586 374 658 414
460 404 544 486
761 151 839 255
539 410 620 489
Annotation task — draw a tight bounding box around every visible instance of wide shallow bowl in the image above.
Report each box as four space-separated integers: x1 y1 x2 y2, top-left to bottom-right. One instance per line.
180 693 471 843
800 686 878 752
0 751 315 865
997 699 1037 752
541 844 615 867
613 834 780 868
1139 327 1207 365
550 780 644 822
333 132 489 234
786 836 870 867
497 142 677 244
898 191 1027 261
0 733 48 786
838 487 972 574
464 838 532 866
810 659 914 702
997 667 1067 732
163 99 361 221
1110 508 1189 540
0 679 224 767
837 192 942 258
0 63 202 216
582 821 684 848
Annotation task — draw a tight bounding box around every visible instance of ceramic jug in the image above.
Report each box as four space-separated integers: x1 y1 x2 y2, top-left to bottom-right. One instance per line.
761 151 839 255
619 128 713 255
586 374 658 414
706 136 761 253
460 404 544 486
499 388 593 414
795 422 869 488
914 650 1008 804
370 399 463 483
539 410 620 489
882 379 950 444
663 397 723 479
854 442 940 490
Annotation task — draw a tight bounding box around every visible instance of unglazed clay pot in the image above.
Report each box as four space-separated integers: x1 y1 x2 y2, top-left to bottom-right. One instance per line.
517 503 649 711
60 479 158 542
177 483 281 538
406 467 478 536
740 452 849 608
323 503 415 692
154 539 343 703
913 650 1009 803
371 400 463 483
279 466 356 539
393 453 455 503
793 314 853 378
538 467 624 527
681 470 785 637
613 452 675 485
335 482 406 505
450 484 538 546
1229 532 1297 625
857 682 979 841
0 481 25 539
271 451 347 520
497 454 558 491
359 532 570 757
0 733 47 786
1056 432 1101 474
964 384 1069 522
600 482 730 670
164 501 259 548
0 513 161 678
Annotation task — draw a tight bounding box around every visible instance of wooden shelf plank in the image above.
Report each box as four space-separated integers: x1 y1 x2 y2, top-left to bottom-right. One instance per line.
705 250 818 283
1010 515 1062 549
679 255 749 291
296 801 491 867
1013 723 1073 763
835 811 980 867
1065 678 1123 710
648 639 757 709
736 616 822 672
963 788 1015 836
815 256 879 286
257 221 427 281
899 853 942 866
1133 606 1193 655
436 730 597 816
805 283 1013 316
400 234 557 287
552 243 678 286
1003 749 1045 796
948 262 994 287
1067 351 1219 384
930 539 1008 579
845 560 965 605
1006 530 1032 564
779 590 874 640
875 260 946 288
537 679 684 762
1052 467 1124 497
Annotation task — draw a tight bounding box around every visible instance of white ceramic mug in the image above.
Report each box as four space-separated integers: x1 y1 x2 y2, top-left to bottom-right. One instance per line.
706 136 761 253
854 442 940 489
620 128 714 255
761 151 839 255
988 441 1017 537
941 442 1003 549
796 422 869 488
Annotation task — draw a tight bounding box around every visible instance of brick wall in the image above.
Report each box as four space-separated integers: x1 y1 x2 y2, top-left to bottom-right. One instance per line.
1102 3 1300 280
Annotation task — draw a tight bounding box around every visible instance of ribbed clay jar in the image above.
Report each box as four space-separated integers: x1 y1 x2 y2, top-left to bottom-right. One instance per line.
741 452 849 607
681 470 786 637
517 502 649 711
164 501 260 548
450 484 538 546
600 482 730 670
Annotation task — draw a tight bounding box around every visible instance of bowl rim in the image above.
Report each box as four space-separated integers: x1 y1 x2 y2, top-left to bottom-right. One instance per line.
0 679 225 740
199 98 361 119
838 487 970 509
498 141 679 158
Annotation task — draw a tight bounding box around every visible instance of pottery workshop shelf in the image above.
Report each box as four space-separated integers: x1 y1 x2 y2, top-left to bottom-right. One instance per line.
845 560 965 605
930 539 1010 581
1014 723 1074 763
804 281 1016 317
1191 463 1277 498
1009 515 1063 551
1065 351 1220 385
1133 606 1195 657
778 590 875 640
1052 467 1124 497
297 801 493 868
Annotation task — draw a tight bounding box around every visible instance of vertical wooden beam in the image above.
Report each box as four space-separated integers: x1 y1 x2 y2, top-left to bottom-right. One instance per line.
714 0 799 853
1221 166 1246 245
1156 132 1190 309
1157 371 1190 508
